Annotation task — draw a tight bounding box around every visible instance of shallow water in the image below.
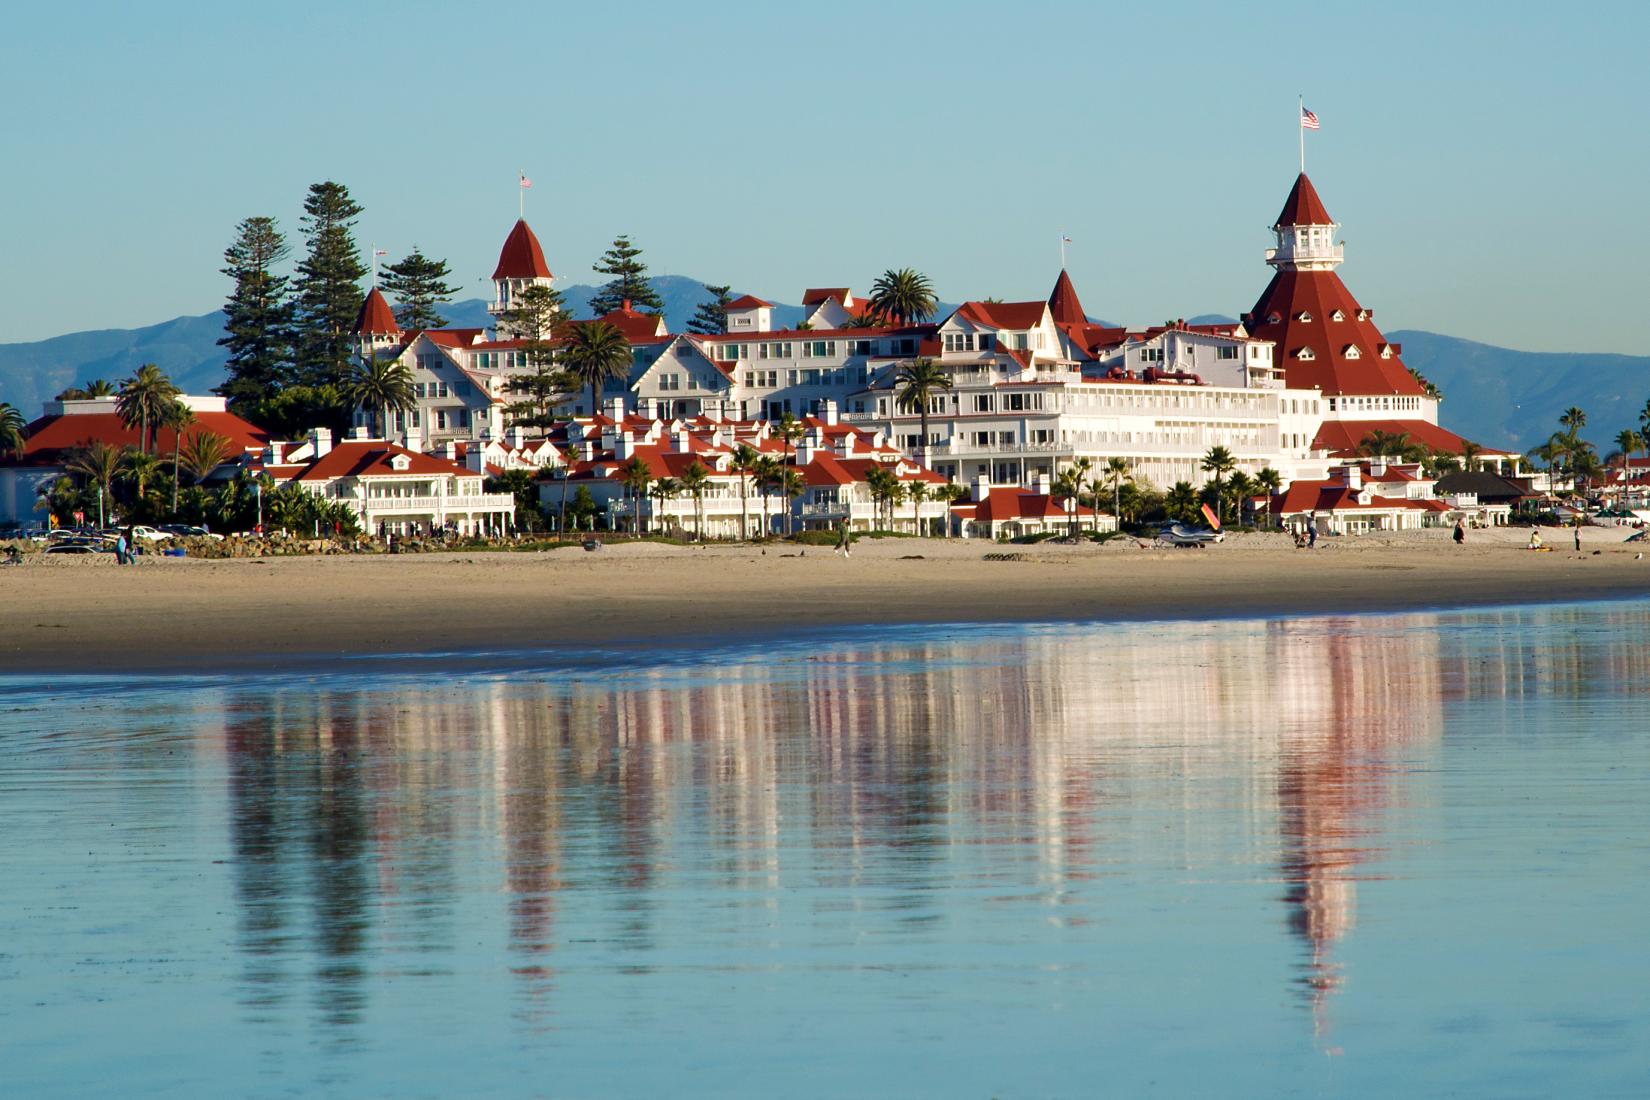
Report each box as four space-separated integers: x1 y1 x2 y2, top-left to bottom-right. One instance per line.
4 601 1649 1098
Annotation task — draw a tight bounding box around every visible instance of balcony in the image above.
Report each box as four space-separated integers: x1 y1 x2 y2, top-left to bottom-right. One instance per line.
363 494 516 514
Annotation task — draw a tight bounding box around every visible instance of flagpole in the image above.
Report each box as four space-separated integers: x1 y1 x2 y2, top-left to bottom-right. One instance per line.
1059 231 1067 269
370 243 378 287
519 169 525 219
1298 95 1305 174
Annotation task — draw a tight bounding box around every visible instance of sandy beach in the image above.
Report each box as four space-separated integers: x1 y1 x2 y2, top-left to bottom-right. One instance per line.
2 526 1646 674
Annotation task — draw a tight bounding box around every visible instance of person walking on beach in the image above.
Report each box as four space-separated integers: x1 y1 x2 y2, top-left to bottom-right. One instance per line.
1307 525 1317 549
835 523 852 558
1574 523 1582 551
1453 519 1465 546
114 531 130 565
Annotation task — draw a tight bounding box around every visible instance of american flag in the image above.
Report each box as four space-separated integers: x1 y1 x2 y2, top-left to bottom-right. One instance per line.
519 174 532 189
1060 234 1072 243
1301 107 1320 130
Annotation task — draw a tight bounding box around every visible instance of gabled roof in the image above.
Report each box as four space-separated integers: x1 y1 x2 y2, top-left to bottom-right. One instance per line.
952 300 1047 330
1047 269 1087 327
492 218 553 280
959 487 1093 522
1271 480 1441 516
291 440 476 483
725 294 773 310
802 288 852 306
1276 172 1334 227
1432 470 1533 500
353 287 400 335
1309 418 1501 458
592 303 668 343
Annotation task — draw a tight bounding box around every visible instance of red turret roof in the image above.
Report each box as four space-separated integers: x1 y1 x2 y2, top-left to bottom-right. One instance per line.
1245 269 1422 397
1275 173 1334 227
491 219 553 280
1047 269 1087 327
353 287 400 335
725 294 773 310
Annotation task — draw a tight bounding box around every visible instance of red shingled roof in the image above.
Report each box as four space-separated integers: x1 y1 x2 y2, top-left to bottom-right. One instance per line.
954 300 1047 330
1047 270 1087 327
1276 172 1334 227
1309 418 1484 458
592 304 667 343
802 288 852 306
492 219 553 280
958 487 1093 522
1271 480 1439 516
725 294 773 310
353 287 400 335
14 405 269 468
1245 269 1423 397
292 441 475 483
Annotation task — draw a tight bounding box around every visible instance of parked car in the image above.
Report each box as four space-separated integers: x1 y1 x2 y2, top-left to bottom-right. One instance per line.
128 526 172 542
158 523 224 541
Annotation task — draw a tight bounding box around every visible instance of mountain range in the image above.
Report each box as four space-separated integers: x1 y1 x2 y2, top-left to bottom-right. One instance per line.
2 277 1642 452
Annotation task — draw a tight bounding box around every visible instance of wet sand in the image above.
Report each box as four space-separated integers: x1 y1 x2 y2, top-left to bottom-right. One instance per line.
3 528 1646 674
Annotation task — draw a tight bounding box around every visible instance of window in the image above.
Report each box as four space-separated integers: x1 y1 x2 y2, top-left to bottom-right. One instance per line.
1295 348 1315 361
802 369 819 385
972 394 994 413
436 410 447 430
978 335 994 351
458 409 470 428
1296 312 1312 322
1218 346 1238 360
1330 310 1346 321
688 375 699 390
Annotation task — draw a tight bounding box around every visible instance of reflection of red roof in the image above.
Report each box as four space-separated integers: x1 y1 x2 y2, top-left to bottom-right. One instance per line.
954 301 1047 330
1245 269 1422 396
292 441 475 483
725 294 773 310
1276 172 1334 227
15 405 269 468
1310 418 1486 457
1047 270 1087 327
491 219 553 280
354 287 400 335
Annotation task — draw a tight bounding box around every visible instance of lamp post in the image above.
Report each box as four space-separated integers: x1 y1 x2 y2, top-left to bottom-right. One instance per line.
254 481 263 534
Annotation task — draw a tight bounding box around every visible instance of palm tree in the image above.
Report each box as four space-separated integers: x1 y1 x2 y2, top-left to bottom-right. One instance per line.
1254 467 1284 527
1053 465 1084 538
0 401 25 458
778 412 805 467
121 447 163 505
178 431 233 486
620 456 652 534
1226 470 1256 525
1614 429 1642 468
731 442 760 540
1164 480 1199 524
158 399 195 514
907 480 931 535
868 268 937 326
780 467 806 534
1459 440 1483 473
67 441 123 528
116 364 181 454
1560 406 1587 435
1101 457 1131 526
1200 445 1237 523
650 476 681 536
563 320 633 417
1358 429 1414 461
346 357 415 437
679 461 711 540
894 357 951 467
934 482 967 537
57 379 117 400
753 455 781 537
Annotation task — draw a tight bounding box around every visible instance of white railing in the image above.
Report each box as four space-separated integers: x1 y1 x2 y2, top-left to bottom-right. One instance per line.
364 494 516 512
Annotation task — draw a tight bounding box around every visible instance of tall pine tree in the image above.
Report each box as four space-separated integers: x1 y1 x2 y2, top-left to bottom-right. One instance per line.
589 234 664 315
292 181 367 388
216 216 295 404
687 284 732 336
380 247 461 332
499 283 573 432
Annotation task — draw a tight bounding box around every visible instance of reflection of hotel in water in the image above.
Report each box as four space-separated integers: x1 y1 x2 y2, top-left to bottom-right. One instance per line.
210 607 1650 1035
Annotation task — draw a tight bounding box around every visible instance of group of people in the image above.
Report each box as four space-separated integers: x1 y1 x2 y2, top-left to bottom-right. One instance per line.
113 527 140 565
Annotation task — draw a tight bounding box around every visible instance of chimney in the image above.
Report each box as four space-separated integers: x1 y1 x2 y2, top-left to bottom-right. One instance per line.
1034 472 1051 496
797 438 816 466
838 431 856 457
405 423 423 454
615 430 636 460
973 474 991 503
442 440 460 461
621 298 632 312
308 427 333 458
267 440 285 466
465 448 485 474
1369 457 1386 479
605 395 627 422
506 425 526 448
350 424 370 441
638 397 658 421
671 428 692 453
1343 463 1363 491
821 399 839 426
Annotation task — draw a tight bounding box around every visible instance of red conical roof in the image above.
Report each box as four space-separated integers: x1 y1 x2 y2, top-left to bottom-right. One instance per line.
492 218 553 280
1047 268 1087 327
1275 173 1334 227
1245 269 1422 397
353 286 400 335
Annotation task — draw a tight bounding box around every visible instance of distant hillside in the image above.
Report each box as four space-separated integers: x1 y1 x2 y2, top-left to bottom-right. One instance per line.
5 287 1642 452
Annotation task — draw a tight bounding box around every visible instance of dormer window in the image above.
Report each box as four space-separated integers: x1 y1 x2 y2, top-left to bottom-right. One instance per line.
1357 309 1370 321
1294 348 1316 361
1266 312 1282 325
390 454 411 471
1296 311 1313 322
1379 344 1393 358
1343 345 1361 359
1330 310 1346 322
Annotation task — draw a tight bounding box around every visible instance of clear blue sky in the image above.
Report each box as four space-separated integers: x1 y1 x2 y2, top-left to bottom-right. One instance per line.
2 0 1646 352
